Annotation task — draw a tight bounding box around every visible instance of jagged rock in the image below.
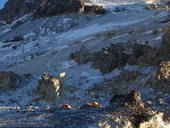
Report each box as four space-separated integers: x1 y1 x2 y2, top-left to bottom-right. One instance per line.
33 0 106 18
151 27 170 91
128 43 158 66
92 44 129 73
36 72 65 103
0 0 33 23
156 61 170 82
70 46 92 64
0 71 24 92
153 61 170 91
0 0 106 23
109 90 161 127
70 35 170 73
146 25 170 65
69 44 129 73
33 0 83 18
110 90 144 109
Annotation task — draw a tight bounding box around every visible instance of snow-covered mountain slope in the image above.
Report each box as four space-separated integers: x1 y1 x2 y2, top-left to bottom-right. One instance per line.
0 2 169 104
0 1 170 127
85 0 158 6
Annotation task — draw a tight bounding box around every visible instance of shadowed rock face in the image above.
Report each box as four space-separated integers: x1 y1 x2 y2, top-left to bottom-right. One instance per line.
33 0 84 18
36 73 61 103
128 43 158 66
0 71 24 92
33 0 106 18
70 46 92 64
110 90 144 109
0 0 106 23
36 72 66 103
0 0 33 23
92 44 129 73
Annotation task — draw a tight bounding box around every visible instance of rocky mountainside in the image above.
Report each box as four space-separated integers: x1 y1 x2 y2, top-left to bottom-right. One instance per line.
0 0 106 23
0 0 34 23
0 0 170 127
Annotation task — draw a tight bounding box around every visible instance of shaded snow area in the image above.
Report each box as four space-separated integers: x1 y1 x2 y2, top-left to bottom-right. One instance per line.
0 1 170 127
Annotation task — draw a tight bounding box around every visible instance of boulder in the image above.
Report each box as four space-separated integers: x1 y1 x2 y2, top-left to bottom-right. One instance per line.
128 43 158 66
110 90 144 109
92 44 129 73
70 45 92 64
0 0 33 23
109 91 164 128
0 0 106 23
156 61 170 82
154 61 170 91
0 71 23 92
36 72 65 103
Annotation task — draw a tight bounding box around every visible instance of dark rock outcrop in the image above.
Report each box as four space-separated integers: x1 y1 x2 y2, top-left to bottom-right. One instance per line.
110 90 144 109
33 0 83 18
109 90 157 128
128 43 158 66
36 72 66 103
92 44 129 73
0 71 24 92
0 0 106 23
70 46 92 64
0 0 33 23
33 0 106 18
153 61 170 92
